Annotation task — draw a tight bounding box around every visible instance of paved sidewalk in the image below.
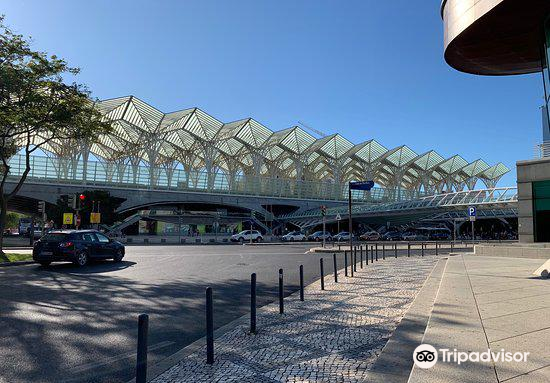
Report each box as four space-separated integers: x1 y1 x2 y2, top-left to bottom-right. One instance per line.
409 255 550 383
151 256 440 383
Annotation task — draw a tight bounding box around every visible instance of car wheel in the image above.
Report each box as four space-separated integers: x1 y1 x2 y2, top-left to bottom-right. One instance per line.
75 251 89 267
257 237 263 242
290 237 294 242
239 237 244 244
113 249 124 262
39 261 51 267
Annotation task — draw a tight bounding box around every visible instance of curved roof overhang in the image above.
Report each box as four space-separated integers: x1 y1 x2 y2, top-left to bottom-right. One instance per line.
441 0 550 75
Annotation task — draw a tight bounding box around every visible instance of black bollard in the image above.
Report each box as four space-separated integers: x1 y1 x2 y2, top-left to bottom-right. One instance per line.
376 246 378 261
421 243 424 257
250 273 257 334
344 250 348 276
299 265 304 301
436 242 439 256
394 243 398 258
206 287 214 364
371 245 374 263
407 242 411 257
320 258 325 290
136 314 149 383
451 241 454 252
366 245 369 265
333 253 338 283
382 243 385 260
354 246 357 271
375 243 378 260
351 250 354 277
360 245 363 268
278 269 284 314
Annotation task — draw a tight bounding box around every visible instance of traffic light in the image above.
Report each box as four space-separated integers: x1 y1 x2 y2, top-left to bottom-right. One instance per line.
37 201 46 214
78 194 86 209
320 205 327 216
67 194 76 209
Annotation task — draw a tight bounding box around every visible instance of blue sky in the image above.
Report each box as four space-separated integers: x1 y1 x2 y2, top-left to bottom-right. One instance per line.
2 0 544 186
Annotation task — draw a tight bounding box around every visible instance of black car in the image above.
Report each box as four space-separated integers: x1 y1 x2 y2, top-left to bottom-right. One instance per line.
382 231 402 241
33 230 125 267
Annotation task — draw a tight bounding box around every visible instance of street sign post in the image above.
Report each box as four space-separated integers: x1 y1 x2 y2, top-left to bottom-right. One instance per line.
63 213 73 226
320 205 327 248
38 201 46 236
336 213 341 235
90 212 101 224
348 181 375 253
468 206 477 242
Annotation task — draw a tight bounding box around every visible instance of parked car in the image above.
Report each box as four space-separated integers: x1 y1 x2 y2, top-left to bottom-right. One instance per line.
382 231 402 241
282 231 306 241
307 231 332 242
402 232 429 241
360 231 381 241
32 230 125 267
430 231 451 240
230 230 263 243
334 232 352 242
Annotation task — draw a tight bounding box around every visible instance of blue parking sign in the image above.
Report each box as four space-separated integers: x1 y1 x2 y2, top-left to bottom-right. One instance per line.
468 206 476 217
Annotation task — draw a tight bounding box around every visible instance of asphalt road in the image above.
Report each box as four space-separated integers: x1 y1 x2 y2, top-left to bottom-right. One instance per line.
0 244 334 383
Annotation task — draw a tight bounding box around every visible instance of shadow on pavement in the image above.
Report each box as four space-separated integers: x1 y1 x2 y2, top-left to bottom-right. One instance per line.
38 260 137 274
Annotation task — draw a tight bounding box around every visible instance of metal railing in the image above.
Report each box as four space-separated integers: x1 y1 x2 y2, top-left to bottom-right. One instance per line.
6 154 426 203
280 187 518 221
534 141 550 158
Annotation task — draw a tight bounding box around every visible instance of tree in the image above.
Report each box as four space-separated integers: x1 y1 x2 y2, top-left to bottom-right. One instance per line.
0 16 112 258
5 211 21 229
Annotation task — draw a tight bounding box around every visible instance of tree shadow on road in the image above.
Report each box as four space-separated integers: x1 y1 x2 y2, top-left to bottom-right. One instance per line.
0 265 283 383
38 260 137 274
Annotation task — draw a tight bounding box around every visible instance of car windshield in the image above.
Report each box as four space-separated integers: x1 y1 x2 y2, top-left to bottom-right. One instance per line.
41 233 68 242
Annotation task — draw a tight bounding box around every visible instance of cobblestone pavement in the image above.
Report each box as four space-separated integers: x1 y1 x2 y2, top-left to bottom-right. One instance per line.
152 256 439 383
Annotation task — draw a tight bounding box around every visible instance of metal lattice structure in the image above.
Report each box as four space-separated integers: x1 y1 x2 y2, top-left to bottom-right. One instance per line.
23 95 509 201
280 187 518 229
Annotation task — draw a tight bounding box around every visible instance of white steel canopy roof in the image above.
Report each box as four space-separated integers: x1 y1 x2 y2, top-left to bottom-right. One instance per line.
40 95 508 192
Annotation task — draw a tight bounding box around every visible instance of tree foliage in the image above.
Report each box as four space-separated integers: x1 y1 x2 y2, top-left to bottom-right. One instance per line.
0 16 112 256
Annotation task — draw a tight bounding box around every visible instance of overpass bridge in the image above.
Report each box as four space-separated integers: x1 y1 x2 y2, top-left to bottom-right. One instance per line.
4 154 517 233
4 153 426 216
278 187 518 229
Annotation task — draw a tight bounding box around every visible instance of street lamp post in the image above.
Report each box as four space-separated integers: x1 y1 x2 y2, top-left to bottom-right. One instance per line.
348 187 353 254
348 180 375 254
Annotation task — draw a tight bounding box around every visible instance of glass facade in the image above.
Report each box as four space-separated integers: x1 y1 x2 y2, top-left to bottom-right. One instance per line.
543 16 550 142
533 180 550 242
